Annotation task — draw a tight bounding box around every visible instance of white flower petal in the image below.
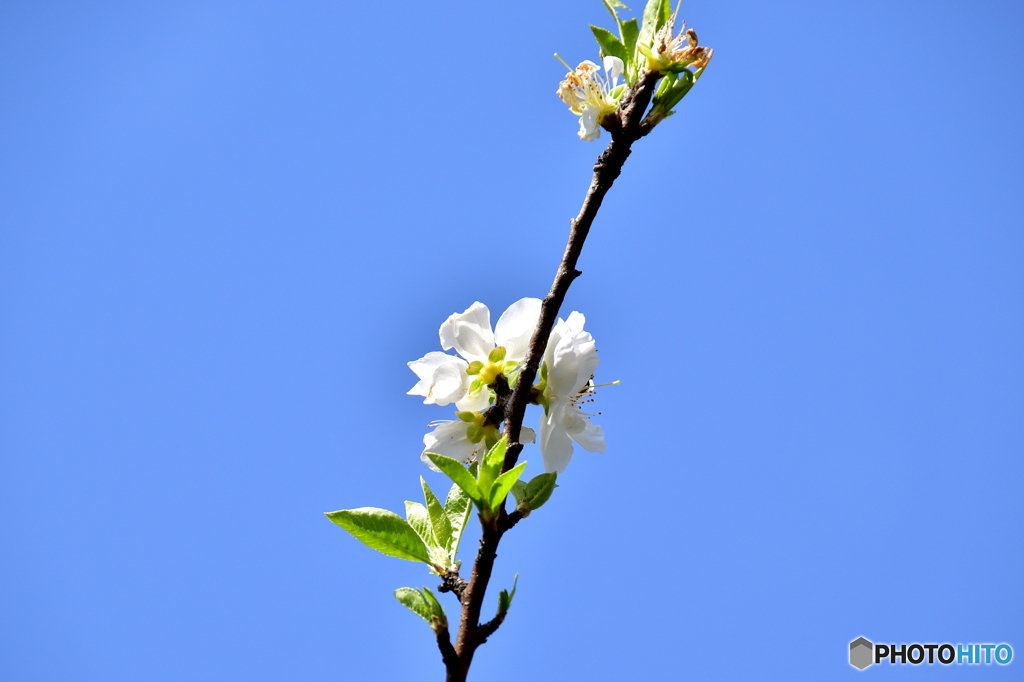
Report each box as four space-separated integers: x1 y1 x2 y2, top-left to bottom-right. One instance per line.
549 326 581 396
407 352 468 405
455 386 491 413
570 335 599 393
519 426 536 444
603 56 624 83
565 311 586 333
439 302 494 359
571 419 606 453
430 359 471 406
422 420 476 467
494 297 542 362
578 105 602 141
539 407 576 473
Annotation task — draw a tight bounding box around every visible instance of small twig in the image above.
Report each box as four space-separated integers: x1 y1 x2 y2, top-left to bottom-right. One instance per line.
501 509 526 532
473 612 507 646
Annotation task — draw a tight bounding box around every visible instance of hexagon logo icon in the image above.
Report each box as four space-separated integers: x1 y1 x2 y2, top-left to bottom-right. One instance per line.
850 637 874 670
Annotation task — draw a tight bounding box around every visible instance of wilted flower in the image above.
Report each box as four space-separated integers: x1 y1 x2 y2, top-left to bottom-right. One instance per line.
556 56 626 141
646 17 713 72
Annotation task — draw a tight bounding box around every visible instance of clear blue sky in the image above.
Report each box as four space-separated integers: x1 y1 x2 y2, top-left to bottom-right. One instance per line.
2 1 1021 679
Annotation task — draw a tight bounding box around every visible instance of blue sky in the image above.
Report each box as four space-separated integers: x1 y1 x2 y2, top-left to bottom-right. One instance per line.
1 0 1021 679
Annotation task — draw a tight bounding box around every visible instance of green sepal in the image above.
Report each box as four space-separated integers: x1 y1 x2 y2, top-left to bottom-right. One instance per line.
590 25 627 63
497 574 519 616
487 346 507 363
455 411 477 423
466 424 484 443
444 481 473 559
466 361 484 375
326 508 431 563
489 461 528 511
425 454 483 507
652 69 695 118
394 586 447 629
420 477 453 551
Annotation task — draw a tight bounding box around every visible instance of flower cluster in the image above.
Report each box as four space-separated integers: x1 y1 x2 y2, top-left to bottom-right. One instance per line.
408 300 607 474
555 0 713 140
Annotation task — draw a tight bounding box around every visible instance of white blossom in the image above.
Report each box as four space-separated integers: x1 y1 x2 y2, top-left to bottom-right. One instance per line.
538 312 606 473
408 298 541 411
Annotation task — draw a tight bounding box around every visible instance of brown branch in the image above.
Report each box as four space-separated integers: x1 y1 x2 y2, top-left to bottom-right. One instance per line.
501 68 663 471
437 569 469 603
439 69 664 682
433 623 460 681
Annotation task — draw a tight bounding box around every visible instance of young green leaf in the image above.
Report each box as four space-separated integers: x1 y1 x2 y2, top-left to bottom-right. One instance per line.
421 586 446 624
395 587 432 623
523 472 558 511
395 586 447 629
326 508 431 563
420 477 453 550
497 574 519 616
477 436 508 502
488 461 528 512
444 482 473 558
403 501 432 546
590 25 627 63
509 480 528 505
620 17 640 82
425 453 483 507
601 0 629 26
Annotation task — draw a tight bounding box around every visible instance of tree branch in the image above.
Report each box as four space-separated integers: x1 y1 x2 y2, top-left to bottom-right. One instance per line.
441 69 664 682
501 69 662 471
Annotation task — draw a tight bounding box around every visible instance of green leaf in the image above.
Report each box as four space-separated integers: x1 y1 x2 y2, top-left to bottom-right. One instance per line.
420 476 453 551
422 586 446 624
394 587 432 623
510 480 528 505
425 454 483 507
477 436 508 503
326 508 430 563
590 25 627 63
489 461 528 512
395 586 446 629
620 18 640 82
524 472 558 511
403 501 432 546
444 482 473 558
601 0 629 28
498 574 519 616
